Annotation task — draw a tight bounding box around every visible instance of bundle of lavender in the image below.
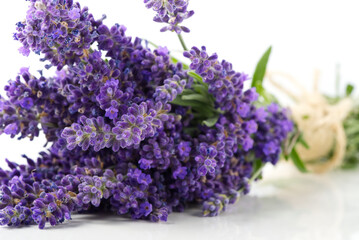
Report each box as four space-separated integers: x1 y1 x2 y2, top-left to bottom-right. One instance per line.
264 68 358 173
0 0 294 229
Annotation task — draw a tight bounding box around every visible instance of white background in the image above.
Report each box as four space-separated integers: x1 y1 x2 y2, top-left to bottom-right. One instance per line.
0 1 358 239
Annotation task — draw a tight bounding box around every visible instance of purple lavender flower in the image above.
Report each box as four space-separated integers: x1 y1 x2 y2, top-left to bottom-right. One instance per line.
18 46 30 57
139 202 153 217
144 0 194 33
0 186 13 209
112 101 170 149
62 101 171 152
96 78 132 115
237 102 250 117
19 97 34 110
178 141 191 157
195 143 218 176
242 136 254 152
0 0 296 229
31 188 78 229
3 123 19 135
139 158 153 170
243 120 258 134
172 166 187 179
105 106 119 120
15 0 103 69
254 107 268 122
0 205 33 227
156 46 169 56
253 104 293 164
263 141 278 155
149 207 169 222
202 194 229 217
139 130 176 170
0 68 72 141
184 46 251 114
127 168 152 186
61 116 112 151
268 103 279 113
154 75 186 103
77 174 116 207
68 8 81 20
243 88 259 102
183 46 218 74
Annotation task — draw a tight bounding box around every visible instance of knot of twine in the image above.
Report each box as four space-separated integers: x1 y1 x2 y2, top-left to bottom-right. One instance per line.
267 71 353 173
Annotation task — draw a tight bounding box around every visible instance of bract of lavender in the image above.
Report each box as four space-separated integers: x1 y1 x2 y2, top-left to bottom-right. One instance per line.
0 0 293 229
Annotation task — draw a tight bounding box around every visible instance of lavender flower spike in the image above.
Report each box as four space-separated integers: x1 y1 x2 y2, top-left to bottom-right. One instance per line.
144 0 194 33
15 0 103 69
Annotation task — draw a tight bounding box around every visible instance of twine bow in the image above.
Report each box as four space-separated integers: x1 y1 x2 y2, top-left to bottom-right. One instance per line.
266 71 353 173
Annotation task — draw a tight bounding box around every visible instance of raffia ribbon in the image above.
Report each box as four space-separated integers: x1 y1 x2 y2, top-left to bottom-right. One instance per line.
266 71 353 173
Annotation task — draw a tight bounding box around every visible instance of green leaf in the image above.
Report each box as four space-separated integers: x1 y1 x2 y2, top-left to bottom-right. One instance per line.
171 56 179 64
346 124 359 136
187 71 204 83
202 114 220 127
172 97 216 118
171 97 203 108
181 89 196 95
251 46 272 96
192 105 215 118
346 84 354 97
251 159 264 180
290 148 308 173
298 134 310 149
182 63 189 70
182 94 209 104
170 56 189 70
350 135 359 145
261 90 277 104
146 39 158 48
183 127 199 136
192 84 208 94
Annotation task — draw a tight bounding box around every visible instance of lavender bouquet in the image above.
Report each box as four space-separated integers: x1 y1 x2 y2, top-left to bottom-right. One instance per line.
0 0 293 229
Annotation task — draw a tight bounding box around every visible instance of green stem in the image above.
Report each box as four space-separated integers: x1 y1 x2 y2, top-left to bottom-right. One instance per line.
238 163 266 194
284 130 300 156
144 39 158 48
249 164 266 182
177 33 188 51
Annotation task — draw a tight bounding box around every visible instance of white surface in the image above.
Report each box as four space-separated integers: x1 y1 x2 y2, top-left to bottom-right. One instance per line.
1 165 359 240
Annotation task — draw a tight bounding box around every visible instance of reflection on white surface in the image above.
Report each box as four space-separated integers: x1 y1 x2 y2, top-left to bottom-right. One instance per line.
1 165 358 240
